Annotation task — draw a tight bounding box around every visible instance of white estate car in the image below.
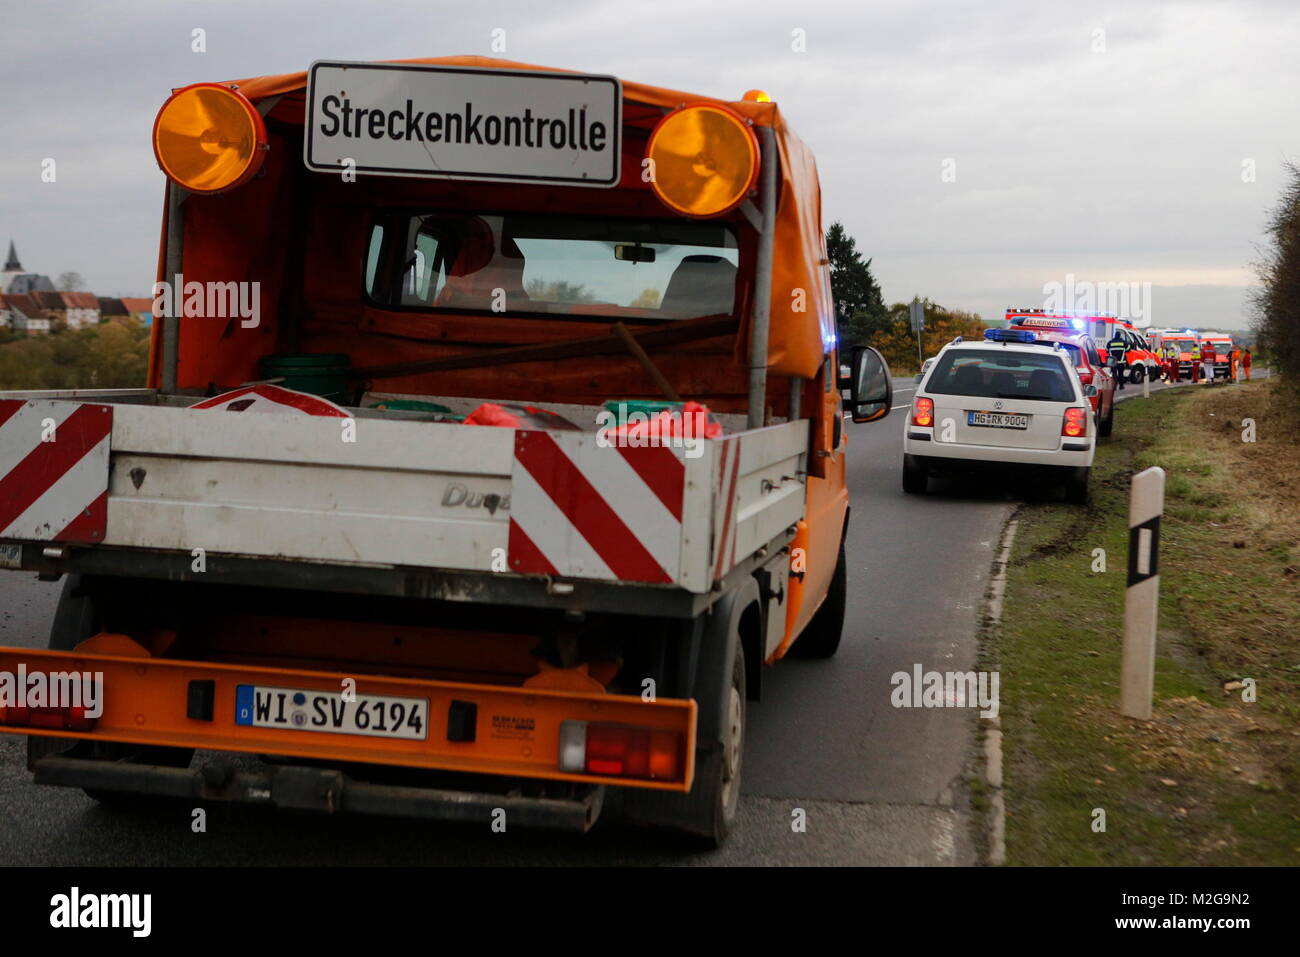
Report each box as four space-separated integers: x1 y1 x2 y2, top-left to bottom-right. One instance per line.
902 329 1097 504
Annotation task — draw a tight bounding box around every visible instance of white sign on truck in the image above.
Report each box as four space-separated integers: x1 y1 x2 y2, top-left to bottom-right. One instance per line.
304 61 622 186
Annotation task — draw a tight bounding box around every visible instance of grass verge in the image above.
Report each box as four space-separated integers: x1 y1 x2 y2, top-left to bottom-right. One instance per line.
993 379 1300 865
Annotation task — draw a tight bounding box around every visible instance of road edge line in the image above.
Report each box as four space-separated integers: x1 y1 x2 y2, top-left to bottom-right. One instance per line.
980 515 1018 867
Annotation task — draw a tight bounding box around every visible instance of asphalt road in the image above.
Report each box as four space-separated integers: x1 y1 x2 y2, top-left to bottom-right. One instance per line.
1 371 1249 865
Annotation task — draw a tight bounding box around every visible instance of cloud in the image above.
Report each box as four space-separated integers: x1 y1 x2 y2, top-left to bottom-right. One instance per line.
1 0 1297 324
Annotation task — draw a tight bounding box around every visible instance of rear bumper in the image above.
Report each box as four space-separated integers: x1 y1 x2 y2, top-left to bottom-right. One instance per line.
903 437 1094 468
0 646 696 793
32 754 605 831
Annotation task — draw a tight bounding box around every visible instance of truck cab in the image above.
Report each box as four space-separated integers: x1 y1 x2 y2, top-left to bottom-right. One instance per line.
0 57 891 847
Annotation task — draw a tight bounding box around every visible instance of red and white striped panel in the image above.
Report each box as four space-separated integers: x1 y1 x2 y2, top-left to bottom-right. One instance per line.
508 430 685 583
0 400 112 542
710 436 743 583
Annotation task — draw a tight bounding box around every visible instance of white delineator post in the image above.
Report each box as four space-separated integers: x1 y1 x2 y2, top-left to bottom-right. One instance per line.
1121 466 1166 718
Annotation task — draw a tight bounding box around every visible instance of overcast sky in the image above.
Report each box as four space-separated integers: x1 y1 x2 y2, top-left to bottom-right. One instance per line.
3 0 1297 330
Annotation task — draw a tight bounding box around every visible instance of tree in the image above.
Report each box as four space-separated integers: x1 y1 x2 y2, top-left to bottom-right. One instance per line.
525 278 597 303
56 271 84 291
1252 162 1300 398
0 317 150 390
869 300 987 374
826 221 887 347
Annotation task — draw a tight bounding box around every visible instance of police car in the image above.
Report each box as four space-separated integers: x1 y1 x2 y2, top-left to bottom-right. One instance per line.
902 329 1097 503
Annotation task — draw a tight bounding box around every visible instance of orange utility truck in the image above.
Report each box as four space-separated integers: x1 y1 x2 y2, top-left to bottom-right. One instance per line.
0 57 892 846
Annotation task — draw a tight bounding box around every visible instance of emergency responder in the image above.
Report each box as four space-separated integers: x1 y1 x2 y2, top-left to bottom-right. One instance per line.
1201 338 1217 384
1164 344 1180 382
1189 341 1202 382
1243 348 1253 380
1106 330 1129 391
1229 346 1240 382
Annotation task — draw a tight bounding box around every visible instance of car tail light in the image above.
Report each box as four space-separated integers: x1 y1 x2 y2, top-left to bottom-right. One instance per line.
559 720 684 781
912 397 934 428
1062 407 1088 438
0 705 97 732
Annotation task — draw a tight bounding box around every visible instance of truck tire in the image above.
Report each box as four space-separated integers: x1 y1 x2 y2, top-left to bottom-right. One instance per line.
27 576 193 805
788 542 846 659
623 591 752 848
26 576 98 770
1130 364 1146 384
902 454 928 494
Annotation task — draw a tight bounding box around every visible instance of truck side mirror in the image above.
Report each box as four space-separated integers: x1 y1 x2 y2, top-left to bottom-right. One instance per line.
848 345 892 423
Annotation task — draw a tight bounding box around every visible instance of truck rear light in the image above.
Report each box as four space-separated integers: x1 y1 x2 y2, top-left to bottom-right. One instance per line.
646 104 759 217
1062 407 1088 438
912 397 934 428
0 705 96 732
558 720 683 781
153 83 268 194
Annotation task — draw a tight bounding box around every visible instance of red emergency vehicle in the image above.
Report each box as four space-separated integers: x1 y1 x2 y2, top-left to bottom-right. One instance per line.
1199 332 1235 381
1002 314 1116 436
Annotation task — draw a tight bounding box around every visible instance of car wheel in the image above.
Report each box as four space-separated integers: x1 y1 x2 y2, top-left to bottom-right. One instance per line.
902 454 928 494
1064 467 1090 505
1130 364 1145 384
1098 399 1114 437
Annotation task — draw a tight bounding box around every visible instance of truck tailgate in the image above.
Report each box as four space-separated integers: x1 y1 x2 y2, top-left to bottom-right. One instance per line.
1 398 808 594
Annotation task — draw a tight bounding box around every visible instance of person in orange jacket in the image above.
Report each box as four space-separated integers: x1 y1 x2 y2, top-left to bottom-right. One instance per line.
1243 348 1252 380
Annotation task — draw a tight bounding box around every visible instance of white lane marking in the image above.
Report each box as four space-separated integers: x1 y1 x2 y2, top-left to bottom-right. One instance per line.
981 518 1018 867
932 811 957 864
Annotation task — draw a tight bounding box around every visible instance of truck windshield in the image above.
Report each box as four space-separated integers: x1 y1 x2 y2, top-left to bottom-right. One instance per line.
364 213 739 322
927 350 1074 401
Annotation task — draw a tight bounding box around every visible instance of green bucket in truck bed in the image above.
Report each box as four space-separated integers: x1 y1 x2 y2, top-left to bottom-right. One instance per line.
260 353 351 404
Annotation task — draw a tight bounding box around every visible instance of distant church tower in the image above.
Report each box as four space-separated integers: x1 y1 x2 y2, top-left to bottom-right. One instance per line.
1 240 23 293
1 240 53 295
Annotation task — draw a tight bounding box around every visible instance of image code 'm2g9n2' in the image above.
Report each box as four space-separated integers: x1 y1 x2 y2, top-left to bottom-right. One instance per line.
304 61 622 186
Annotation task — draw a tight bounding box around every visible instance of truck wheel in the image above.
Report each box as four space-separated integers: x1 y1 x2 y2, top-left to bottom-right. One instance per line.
1098 400 1114 437
788 542 846 659
1130 364 1146 384
623 614 748 848
902 454 928 494
1064 467 1090 506
27 576 193 804
27 576 98 770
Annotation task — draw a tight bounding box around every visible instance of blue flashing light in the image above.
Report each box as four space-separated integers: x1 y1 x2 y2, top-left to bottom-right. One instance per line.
985 328 1037 343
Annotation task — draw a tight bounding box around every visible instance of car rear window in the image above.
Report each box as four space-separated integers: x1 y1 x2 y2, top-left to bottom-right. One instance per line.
926 349 1075 402
1058 342 1083 366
